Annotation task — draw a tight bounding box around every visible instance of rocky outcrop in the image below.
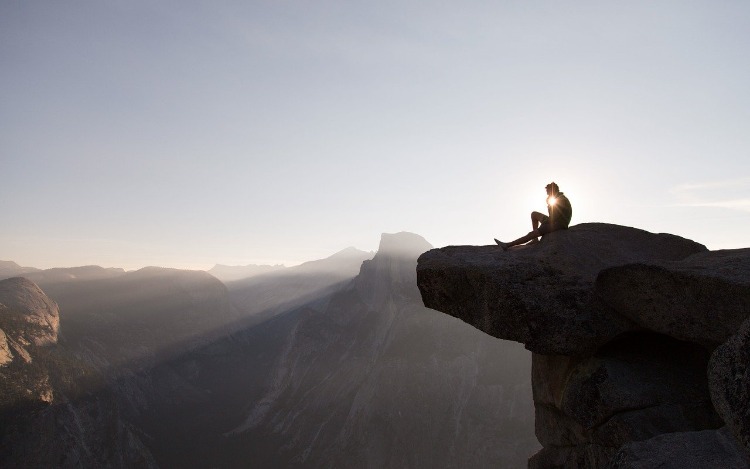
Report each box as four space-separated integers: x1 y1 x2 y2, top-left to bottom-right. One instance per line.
0 278 60 410
417 223 750 468
0 277 60 349
417 223 707 356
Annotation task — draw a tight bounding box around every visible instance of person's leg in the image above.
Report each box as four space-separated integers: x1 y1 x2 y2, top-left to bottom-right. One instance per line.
531 211 546 231
530 212 547 243
494 212 548 251
495 229 541 250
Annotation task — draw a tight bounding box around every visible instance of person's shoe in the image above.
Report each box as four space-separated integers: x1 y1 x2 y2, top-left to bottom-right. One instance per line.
494 238 509 251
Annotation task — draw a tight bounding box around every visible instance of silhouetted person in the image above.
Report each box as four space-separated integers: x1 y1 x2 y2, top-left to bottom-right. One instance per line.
494 182 572 251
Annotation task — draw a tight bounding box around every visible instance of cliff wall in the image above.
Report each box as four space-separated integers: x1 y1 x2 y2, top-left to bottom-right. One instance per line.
417 223 750 468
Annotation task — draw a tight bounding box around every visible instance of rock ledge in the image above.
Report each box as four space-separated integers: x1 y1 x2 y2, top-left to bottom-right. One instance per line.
417 223 750 468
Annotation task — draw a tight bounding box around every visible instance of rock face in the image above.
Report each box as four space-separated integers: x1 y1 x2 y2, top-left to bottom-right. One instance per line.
597 249 750 348
709 315 750 454
610 427 749 469
416 223 750 468
0 278 60 415
0 277 60 348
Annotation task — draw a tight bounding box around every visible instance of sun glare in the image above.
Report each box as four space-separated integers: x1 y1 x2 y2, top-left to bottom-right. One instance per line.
547 196 557 206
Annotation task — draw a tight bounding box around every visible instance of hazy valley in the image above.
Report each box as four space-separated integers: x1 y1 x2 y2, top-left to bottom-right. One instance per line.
0 233 538 468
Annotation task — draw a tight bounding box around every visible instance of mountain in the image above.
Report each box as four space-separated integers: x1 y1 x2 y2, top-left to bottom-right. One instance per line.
0 261 40 280
208 263 286 283
216 232 538 467
0 263 126 284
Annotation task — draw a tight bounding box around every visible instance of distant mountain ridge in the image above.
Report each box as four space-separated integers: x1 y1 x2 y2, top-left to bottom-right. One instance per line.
0 262 126 286
226 246 374 324
0 261 40 280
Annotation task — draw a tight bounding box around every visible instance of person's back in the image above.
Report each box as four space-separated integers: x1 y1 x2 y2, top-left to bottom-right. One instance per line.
549 191 572 229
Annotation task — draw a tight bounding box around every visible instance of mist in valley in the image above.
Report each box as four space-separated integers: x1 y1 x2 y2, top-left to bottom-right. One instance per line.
0 233 538 468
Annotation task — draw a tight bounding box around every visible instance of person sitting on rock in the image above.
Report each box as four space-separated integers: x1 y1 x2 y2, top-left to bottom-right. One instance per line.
495 182 572 251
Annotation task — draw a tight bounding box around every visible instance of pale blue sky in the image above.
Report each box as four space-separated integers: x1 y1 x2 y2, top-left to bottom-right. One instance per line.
2 1 749 270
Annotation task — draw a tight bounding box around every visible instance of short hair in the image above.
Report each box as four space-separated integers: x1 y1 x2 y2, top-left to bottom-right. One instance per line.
545 182 560 194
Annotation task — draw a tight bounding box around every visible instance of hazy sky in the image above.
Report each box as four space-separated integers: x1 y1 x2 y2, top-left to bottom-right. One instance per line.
2 1 749 270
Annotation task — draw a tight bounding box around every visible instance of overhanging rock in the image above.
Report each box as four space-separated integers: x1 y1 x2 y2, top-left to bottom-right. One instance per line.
416 223 707 355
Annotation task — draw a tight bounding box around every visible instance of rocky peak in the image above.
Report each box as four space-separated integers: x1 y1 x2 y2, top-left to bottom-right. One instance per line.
356 232 433 306
376 232 433 258
416 223 750 467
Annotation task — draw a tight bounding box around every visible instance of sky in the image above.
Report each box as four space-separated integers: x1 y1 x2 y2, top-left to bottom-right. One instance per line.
1 0 749 270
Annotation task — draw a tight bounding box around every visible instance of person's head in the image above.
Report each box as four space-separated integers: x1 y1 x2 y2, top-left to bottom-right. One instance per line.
545 182 560 196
